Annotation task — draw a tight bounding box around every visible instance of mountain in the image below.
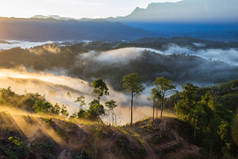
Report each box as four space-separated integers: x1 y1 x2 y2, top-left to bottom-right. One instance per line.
0 17 155 41
107 0 238 41
117 0 238 22
31 15 75 21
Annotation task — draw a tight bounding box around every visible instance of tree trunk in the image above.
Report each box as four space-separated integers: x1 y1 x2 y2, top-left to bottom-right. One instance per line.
156 101 159 119
130 91 134 126
160 101 163 119
193 118 197 138
152 98 155 123
160 94 165 120
160 97 164 120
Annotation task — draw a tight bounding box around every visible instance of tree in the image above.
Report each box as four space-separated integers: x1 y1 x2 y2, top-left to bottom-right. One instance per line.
122 73 144 126
150 88 162 122
88 99 105 120
75 96 86 108
61 105 69 117
92 79 109 101
105 100 117 125
153 77 175 119
32 99 53 114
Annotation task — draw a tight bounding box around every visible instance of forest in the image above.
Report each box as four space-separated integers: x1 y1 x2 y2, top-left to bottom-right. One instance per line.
0 74 237 159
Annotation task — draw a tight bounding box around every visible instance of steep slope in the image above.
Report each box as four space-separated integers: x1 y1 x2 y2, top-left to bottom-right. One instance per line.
0 107 202 159
118 0 238 22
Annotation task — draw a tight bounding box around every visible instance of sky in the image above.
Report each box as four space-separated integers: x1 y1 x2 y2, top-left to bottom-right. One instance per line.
0 0 181 19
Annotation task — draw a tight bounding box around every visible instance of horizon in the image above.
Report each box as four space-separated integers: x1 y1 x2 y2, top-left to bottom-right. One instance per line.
0 0 181 19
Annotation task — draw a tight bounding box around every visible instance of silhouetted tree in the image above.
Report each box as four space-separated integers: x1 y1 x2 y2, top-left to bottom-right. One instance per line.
153 77 175 119
150 88 162 122
122 73 144 126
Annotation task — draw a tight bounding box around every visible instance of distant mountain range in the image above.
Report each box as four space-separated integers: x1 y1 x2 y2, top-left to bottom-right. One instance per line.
108 0 238 41
0 17 155 41
31 15 75 21
114 0 238 22
0 0 237 41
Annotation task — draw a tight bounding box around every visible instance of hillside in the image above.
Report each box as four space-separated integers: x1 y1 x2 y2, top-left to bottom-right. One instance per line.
0 39 238 90
0 107 201 159
0 78 237 159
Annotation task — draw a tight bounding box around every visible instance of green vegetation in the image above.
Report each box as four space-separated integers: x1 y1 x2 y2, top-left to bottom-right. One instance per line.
152 77 175 120
0 136 30 159
71 79 116 122
122 73 144 126
175 80 238 158
0 87 69 116
0 71 237 159
92 79 109 101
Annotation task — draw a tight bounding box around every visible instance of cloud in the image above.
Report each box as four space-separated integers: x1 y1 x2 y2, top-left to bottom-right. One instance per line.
161 44 238 66
78 47 145 65
0 40 54 50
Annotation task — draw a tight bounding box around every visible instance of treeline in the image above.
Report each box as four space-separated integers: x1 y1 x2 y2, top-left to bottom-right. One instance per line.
0 87 69 116
174 80 238 158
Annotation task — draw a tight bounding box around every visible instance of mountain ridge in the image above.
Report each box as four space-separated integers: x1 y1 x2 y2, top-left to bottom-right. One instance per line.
0 17 156 41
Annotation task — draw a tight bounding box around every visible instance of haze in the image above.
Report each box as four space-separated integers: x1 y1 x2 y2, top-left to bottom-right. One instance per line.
0 0 181 19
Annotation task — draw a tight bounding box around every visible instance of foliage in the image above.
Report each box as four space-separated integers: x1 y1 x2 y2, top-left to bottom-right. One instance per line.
77 109 87 118
105 100 117 110
153 77 175 119
175 82 238 158
0 87 69 116
8 137 24 146
75 96 86 108
122 73 144 94
92 79 109 100
122 73 144 126
60 105 69 117
0 136 30 159
88 99 105 120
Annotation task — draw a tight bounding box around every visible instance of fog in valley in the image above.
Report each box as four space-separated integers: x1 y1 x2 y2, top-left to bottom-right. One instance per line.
0 39 238 123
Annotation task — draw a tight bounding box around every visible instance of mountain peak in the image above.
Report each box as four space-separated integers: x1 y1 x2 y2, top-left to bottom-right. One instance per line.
125 0 238 22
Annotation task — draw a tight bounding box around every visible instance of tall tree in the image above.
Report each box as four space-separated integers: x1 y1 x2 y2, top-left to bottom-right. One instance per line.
150 87 162 122
122 73 144 126
92 79 109 101
153 77 175 119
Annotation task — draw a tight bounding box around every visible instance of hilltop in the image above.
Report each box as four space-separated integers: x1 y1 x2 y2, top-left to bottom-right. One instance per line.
0 78 238 159
0 107 201 159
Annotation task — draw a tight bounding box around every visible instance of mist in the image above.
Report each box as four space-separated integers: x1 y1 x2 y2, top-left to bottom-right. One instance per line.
0 40 238 124
0 68 153 124
76 44 238 66
162 44 238 66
